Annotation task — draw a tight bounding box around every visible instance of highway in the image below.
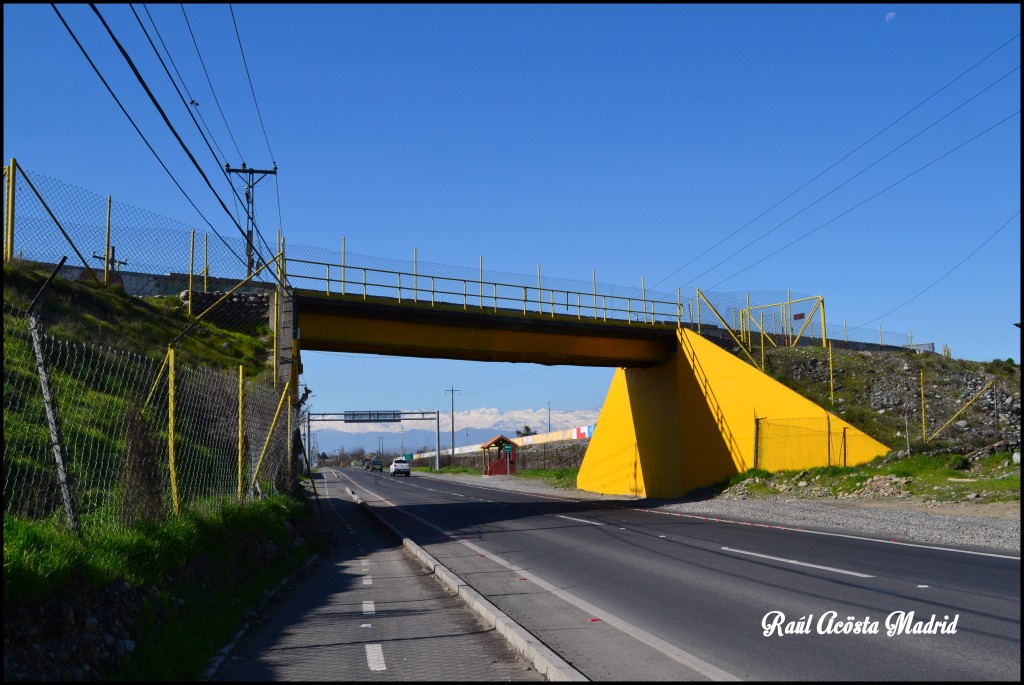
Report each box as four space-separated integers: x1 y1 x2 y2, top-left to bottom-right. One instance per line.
329 468 1020 681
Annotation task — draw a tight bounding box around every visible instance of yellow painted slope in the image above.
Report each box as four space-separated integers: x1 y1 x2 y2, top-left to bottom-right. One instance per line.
578 328 889 498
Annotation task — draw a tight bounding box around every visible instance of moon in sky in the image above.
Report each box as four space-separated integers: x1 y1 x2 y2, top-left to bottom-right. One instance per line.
885 12 896 23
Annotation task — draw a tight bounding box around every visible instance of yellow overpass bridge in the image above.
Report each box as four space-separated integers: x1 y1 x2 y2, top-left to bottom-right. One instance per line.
286 256 888 499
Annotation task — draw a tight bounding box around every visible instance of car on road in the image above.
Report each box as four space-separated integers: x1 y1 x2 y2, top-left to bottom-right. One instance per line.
389 457 411 477
368 457 383 472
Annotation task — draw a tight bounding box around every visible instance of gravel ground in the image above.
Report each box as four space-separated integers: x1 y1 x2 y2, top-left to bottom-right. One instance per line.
419 472 1021 554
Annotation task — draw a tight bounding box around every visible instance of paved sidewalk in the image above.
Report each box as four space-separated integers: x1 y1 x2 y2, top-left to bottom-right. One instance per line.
208 482 547 681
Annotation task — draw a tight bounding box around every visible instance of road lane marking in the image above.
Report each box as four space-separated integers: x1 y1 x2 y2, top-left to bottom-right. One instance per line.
365 644 386 671
363 601 375 615
387 503 739 681
555 514 603 525
362 576 373 585
721 546 874 577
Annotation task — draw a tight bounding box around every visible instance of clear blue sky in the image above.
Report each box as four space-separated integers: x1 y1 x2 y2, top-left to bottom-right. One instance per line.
4 4 1020 422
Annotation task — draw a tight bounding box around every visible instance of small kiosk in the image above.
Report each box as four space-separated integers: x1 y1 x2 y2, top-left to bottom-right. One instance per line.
481 435 518 476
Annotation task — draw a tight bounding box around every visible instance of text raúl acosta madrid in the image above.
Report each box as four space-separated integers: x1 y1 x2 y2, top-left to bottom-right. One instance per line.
762 610 959 637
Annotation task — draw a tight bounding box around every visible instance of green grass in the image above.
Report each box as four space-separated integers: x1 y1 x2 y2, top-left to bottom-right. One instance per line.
4 494 323 680
716 451 1019 503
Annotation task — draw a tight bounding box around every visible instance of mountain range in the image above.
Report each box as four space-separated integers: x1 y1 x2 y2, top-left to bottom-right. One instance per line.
309 407 600 455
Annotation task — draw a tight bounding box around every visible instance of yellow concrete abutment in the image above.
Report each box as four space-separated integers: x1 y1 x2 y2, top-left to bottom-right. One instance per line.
578 328 889 498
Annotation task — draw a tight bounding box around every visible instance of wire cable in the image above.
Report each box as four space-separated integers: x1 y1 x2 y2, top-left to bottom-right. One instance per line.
50 4 228 245
180 3 244 163
855 210 1020 327
229 4 275 165
89 4 287 287
651 32 1021 290
141 4 229 167
88 6 252 246
710 110 1020 289
687 66 1020 290
132 3 258 266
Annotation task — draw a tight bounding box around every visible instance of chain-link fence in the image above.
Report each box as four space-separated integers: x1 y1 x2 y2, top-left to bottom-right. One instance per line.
4 160 919 352
753 416 889 473
3 300 296 536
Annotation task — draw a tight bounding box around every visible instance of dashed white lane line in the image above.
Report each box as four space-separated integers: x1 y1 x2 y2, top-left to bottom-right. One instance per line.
362 601 375 615
555 514 603 525
365 644 386 671
362 576 373 585
721 546 874 578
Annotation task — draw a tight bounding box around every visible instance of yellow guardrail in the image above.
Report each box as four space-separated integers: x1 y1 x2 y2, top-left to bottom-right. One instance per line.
286 256 689 328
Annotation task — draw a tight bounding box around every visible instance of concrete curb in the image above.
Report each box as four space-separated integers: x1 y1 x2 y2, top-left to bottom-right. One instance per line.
345 487 588 682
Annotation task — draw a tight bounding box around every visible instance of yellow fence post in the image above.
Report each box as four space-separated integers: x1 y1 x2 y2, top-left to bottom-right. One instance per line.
238 365 245 502
287 394 293 486
273 290 279 388
819 296 827 348
4 158 15 263
537 264 542 314
168 346 180 515
761 312 766 371
828 341 835 406
13 160 98 282
928 380 995 443
696 288 701 335
252 381 291 489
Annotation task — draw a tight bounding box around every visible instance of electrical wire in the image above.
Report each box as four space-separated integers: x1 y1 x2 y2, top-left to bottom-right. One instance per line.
652 32 1021 291
229 4 275 165
87 5 263 259
141 4 229 167
686 66 1021 291
710 110 1021 289
50 4 228 246
180 4 244 164
855 210 1020 328
131 3 259 267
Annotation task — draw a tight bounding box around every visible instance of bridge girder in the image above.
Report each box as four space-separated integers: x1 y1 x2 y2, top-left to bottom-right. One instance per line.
294 292 678 367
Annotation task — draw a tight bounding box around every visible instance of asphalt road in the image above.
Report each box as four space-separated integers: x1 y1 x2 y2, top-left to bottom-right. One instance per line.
334 468 1020 681
210 468 1019 681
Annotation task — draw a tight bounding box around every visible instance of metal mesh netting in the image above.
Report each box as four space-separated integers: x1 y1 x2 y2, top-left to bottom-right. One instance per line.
755 417 888 472
5 162 915 350
3 301 293 535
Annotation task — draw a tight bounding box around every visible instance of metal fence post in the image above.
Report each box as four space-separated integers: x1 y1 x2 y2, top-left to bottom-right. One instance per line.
753 417 760 469
28 313 81 536
168 345 180 515
238 365 245 502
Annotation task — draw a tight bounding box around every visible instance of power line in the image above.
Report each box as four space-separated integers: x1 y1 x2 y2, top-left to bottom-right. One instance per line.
229 4 275 165
710 110 1021 290
855 210 1020 328
131 3 259 269
688 66 1021 291
141 5 230 168
180 4 244 163
651 32 1021 291
50 4 229 246
86 4 272 269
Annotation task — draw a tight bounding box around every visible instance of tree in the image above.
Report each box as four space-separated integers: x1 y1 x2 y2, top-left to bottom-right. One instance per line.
515 425 536 437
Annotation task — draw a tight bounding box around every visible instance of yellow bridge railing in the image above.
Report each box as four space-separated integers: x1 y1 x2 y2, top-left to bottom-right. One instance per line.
286 255 691 329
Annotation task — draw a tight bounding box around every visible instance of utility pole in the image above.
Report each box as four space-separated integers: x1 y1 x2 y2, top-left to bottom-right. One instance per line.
446 386 460 460
546 401 551 468
225 162 277 275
